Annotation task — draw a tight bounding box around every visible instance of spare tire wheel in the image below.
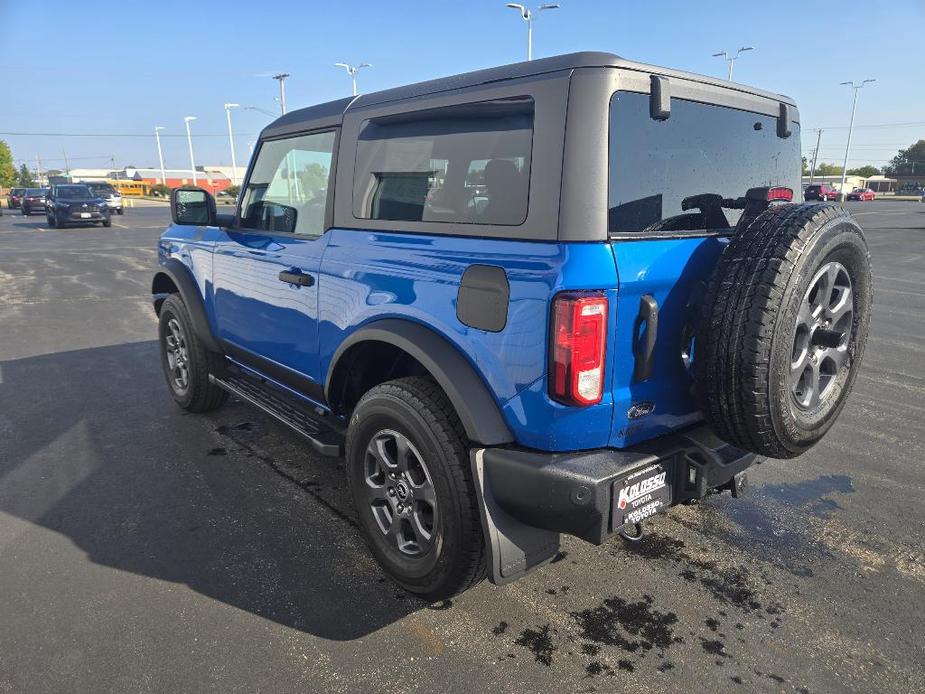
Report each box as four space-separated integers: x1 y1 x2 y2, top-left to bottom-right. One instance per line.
695 203 872 458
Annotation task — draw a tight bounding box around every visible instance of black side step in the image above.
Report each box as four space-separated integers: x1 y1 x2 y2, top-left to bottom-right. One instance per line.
209 374 344 457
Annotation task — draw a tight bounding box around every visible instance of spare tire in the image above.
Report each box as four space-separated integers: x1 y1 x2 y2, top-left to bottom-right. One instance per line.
695 203 872 459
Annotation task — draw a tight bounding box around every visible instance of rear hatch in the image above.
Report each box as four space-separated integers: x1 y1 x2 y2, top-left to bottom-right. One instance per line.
605 89 800 448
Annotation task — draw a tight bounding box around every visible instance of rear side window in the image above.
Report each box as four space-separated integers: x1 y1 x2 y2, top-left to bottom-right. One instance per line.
353 98 533 226
608 92 800 234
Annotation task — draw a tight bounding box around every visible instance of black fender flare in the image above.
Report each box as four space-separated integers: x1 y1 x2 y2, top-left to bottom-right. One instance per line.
326 319 514 446
152 258 222 353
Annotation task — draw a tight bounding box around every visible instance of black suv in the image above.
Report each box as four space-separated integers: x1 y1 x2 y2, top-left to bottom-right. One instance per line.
45 184 111 227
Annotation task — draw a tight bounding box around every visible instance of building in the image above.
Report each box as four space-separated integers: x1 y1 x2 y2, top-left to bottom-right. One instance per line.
123 167 232 195
51 166 233 195
801 174 866 194
864 175 898 194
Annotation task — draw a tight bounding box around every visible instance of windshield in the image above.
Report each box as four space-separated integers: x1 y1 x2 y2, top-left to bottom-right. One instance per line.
57 185 93 199
90 184 116 194
608 92 800 233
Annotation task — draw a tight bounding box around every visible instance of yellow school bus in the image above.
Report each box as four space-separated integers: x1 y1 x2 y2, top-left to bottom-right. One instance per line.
111 180 149 197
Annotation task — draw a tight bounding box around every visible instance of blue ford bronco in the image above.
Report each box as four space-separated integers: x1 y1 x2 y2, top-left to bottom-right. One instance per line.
152 53 872 599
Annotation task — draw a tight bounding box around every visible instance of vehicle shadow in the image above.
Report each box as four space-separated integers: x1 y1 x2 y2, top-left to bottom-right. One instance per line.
0 341 422 640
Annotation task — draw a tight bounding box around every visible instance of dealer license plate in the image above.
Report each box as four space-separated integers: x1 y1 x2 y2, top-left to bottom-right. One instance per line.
612 462 673 530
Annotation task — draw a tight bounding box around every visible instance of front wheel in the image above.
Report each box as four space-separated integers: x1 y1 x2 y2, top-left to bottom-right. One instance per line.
102 217 112 227
346 377 486 600
157 294 227 412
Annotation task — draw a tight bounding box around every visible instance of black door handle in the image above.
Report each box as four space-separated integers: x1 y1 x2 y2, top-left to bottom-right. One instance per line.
278 269 314 287
633 294 659 382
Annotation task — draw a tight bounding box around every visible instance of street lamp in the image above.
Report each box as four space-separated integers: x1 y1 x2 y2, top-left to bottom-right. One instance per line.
154 126 167 186
224 103 240 185
712 46 754 81
505 3 559 61
184 116 198 185
334 62 372 96
838 79 876 200
244 105 278 117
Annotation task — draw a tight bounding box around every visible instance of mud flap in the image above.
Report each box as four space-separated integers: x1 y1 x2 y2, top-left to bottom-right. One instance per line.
470 449 561 585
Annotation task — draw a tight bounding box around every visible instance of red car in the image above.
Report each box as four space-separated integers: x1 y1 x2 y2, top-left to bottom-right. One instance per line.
804 183 839 201
847 187 876 201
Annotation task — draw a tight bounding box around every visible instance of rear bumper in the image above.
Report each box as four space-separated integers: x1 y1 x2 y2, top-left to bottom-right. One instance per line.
478 424 755 545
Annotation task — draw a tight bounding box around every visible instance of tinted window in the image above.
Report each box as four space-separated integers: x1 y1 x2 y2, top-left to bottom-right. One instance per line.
608 92 800 233
25 189 45 196
240 130 336 237
353 98 533 226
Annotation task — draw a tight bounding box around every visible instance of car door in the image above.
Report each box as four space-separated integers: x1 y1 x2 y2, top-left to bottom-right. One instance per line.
212 129 337 403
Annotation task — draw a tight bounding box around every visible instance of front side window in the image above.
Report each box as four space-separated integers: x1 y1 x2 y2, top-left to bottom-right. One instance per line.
240 130 336 236
353 98 533 226
608 91 800 234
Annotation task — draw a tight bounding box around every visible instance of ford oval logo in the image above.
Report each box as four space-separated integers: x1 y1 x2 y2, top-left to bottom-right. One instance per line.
627 402 655 420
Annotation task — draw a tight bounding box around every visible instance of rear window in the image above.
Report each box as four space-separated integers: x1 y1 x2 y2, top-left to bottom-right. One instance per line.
608 91 800 234
25 189 45 196
353 98 533 226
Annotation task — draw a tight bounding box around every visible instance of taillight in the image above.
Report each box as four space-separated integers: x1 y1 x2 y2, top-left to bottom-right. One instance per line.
766 186 793 202
550 293 608 406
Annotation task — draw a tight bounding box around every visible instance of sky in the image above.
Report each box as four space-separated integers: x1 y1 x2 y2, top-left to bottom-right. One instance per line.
1 0 923 175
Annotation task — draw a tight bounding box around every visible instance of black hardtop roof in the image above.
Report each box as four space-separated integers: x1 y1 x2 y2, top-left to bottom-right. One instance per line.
261 51 796 139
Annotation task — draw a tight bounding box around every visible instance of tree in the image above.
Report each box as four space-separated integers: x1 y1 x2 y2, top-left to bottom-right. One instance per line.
17 164 35 187
885 139 925 176
801 156 809 176
0 140 16 188
847 165 880 178
815 162 843 176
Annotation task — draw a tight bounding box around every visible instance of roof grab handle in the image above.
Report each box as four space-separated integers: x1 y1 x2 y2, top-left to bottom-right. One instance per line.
649 75 670 121
777 102 792 139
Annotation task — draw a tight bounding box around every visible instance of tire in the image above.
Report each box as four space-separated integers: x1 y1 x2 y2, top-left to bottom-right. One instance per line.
47 212 57 227
695 203 872 459
346 377 486 600
157 294 227 412
117 208 124 215
102 217 112 227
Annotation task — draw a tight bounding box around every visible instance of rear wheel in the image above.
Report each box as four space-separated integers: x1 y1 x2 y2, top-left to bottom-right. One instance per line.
346 377 486 600
696 203 872 458
157 294 227 412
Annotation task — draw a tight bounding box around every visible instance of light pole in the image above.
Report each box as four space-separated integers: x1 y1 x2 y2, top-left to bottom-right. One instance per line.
244 105 278 117
712 46 754 81
224 103 240 184
184 116 198 185
505 3 559 61
807 129 824 187
272 73 290 114
334 62 371 96
838 79 875 201
154 127 167 185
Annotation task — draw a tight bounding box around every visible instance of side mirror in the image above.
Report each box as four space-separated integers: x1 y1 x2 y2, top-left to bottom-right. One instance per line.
242 200 298 234
171 186 216 226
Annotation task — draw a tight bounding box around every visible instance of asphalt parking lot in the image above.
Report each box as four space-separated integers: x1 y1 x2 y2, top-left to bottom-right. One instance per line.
1 200 923 693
